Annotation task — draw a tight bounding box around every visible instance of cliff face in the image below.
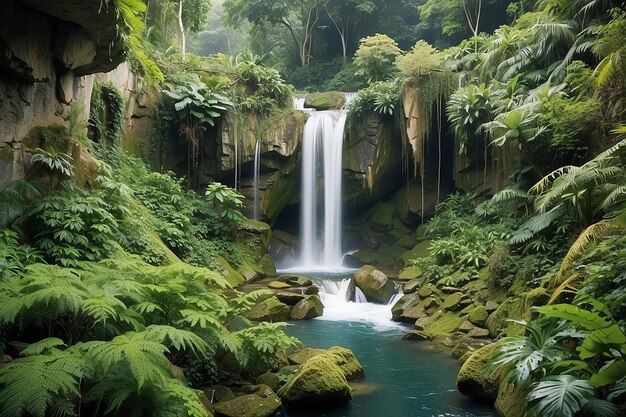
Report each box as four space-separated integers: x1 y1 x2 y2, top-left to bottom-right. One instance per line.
0 0 126 184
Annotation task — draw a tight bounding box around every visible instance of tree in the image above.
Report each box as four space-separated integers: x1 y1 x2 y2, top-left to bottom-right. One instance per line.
395 40 441 78
323 0 377 62
224 0 329 66
353 33 403 83
419 0 509 39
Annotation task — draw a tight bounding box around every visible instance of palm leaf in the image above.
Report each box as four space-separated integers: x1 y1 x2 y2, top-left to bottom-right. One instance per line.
526 375 594 417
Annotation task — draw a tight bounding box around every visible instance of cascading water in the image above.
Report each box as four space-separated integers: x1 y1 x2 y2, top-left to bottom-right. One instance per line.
252 140 261 220
306 273 404 329
343 92 358 108
300 111 346 268
293 97 306 110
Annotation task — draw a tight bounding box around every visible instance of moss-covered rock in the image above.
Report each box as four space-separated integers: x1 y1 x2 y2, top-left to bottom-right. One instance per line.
423 311 464 335
215 256 246 287
391 293 420 322
457 342 503 403
398 265 424 280
468 306 489 327
485 296 525 338
259 254 276 276
403 278 423 294
290 296 324 320
275 292 308 306
277 275 313 287
247 297 291 322
369 203 396 232
441 292 465 311
268 281 292 289
354 265 395 303
288 348 326 365
400 240 431 263
287 347 364 381
277 353 352 407
495 378 530 417
214 384 281 417
304 92 346 110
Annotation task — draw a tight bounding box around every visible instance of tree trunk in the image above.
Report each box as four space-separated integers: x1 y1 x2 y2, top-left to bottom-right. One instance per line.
178 0 186 61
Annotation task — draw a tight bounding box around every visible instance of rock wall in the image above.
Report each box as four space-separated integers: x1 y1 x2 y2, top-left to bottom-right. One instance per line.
0 0 126 184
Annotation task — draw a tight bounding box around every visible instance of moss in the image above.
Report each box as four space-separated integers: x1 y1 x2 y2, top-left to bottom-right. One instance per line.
288 348 326 365
268 281 292 289
495 378 530 417
264 172 298 224
277 353 352 407
457 341 504 402
247 296 291 322
397 234 417 250
400 240 431 263
423 311 464 334
259 254 276 275
215 256 246 287
304 92 346 110
290 296 324 320
485 296 525 338
327 347 365 381
213 385 281 417
368 203 395 232
468 306 489 327
441 292 465 311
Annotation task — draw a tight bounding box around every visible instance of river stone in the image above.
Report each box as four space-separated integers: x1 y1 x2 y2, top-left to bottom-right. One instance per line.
277 275 313 287
414 317 428 331
485 301 499 312
354 265 395 304
277 353 352 407
398 265 423 280
457 342 503 402
459 320 476 333
214 384 281 417
422 297 439 310
442 292 465 311
268 281 291 289
256 372 280 392
275 292 307 306
214 385 236 402
418 283 439 298
391 293 420 321
402 330 431 341
403 306 427 321
290 296 324 320
326 346 365 381
468 306 489 327
468 328 491 338
246 297 291 322
403 278 423 294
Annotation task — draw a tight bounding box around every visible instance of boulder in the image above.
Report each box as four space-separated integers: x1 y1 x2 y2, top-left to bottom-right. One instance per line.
403 278 423 294
468 305 489 327
247 297 291 322
275 292 307 306
277 275 313 287
457 342 503 403
391 293 420 322
288 348 326 365
399 266 424 281
495 377 531 417
485 301 499 313
441 292 465 311
423 311 464 335
354 265 395 304
418 283 440 298
268 281 291 290
304 92 346 110
214 385 281 417
368 203 395 232
277 353 352 407
290 296 324 320
326 346 365 381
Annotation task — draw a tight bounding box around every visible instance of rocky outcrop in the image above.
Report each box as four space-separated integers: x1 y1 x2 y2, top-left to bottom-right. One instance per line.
457 341 503 403
304 92 346 110
277 353 352 408
213 384 282 417
0 0 127 184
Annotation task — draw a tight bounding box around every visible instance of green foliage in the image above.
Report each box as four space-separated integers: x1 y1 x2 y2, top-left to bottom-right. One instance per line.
89 83 126 146
30 147 74 177
347 79 402 120
353 33 403 83
235 322 300 375
205 182 246 233
395 40 442 79
0 180 42 229
526 375 596 417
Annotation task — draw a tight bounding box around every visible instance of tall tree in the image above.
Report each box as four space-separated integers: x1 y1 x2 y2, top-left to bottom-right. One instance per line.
324 0 376 62
224 0 329 66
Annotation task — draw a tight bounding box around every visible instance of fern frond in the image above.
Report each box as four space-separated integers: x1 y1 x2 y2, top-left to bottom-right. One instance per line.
549 273 585 304
143 325 209 356
0 349 90 417
21 338 67 357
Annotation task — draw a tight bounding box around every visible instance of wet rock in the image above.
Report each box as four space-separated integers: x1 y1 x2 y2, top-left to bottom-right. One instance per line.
485 301 499 313
277 354 352 408
442 293 465 311
468 305 489 327
277 275 313 287
268 281 291 290
214 384 282 417
467 328 491 339
403 330 431 341
275 292 307 306
290 296 324 320
354 265 395 304
247 297 291 322
414 317 428 331
391 293 420 322
457 342 503 403
403 278 423 294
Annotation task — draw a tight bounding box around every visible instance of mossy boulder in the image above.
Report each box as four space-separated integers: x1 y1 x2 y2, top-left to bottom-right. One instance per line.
495 378 530 417
275 292 307 306
290 296 324 320
288 348 326 365
277 275 313 287
468 306 489 327
403 278 423 294
423 311 464 335
214 384 281 417
391 293 420 322
215 256 246 287
485 297 525 338
400 240 431 263
277 353 352 407
304 91 346 110
441 292 465 311
398 265 424 281
287 347 364 381
354 265 395 304
368 203 396 232
457 342 503 403
247 297 291 322
268 281 291 289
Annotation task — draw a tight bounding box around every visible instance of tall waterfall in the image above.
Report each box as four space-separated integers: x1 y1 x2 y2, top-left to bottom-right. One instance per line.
300 111 347 268
252 140 261 220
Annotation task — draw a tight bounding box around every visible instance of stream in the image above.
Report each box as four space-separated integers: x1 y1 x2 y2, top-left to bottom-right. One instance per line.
281 271 497 417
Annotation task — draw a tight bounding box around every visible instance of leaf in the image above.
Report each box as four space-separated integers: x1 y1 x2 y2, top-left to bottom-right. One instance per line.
579 325 626 359
538 304 612 330
526 375 595 417
590 360 626 387
20 338 67 357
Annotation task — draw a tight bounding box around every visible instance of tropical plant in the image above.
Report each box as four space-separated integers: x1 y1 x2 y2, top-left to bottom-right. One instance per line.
205 182 245 234
395 40 442 79
353 33 403 83
30 147 74 178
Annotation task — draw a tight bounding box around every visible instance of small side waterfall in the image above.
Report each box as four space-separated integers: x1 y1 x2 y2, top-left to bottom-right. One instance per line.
343 92 358 108
252 140 261 220
293 97 306 110
300 111 346 268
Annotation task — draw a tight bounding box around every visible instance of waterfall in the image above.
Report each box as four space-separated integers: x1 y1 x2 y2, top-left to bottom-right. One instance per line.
293 97 306 110
343 92 358 108
252 140 261 220
308 274 404 328
300 111 346 268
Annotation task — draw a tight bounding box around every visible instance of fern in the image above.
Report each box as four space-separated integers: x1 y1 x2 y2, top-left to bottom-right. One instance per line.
144 325 209 356
0 348 90 417
21 338 67 356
